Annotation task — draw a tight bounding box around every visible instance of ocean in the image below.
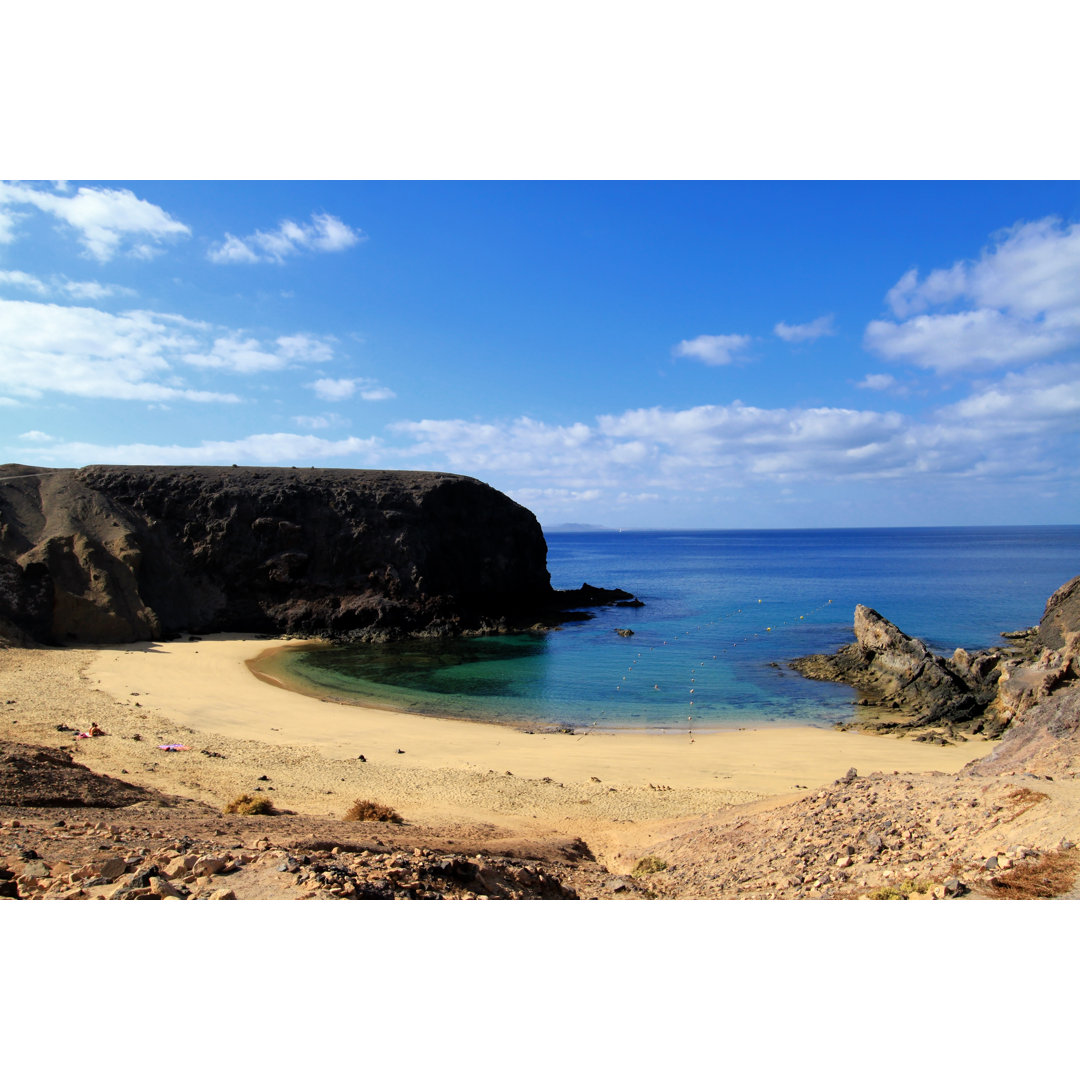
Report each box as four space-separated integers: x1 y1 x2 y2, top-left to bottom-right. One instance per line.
263 526 1079 731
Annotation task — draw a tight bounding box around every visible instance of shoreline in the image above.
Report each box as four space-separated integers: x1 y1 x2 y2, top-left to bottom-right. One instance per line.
4 634 989 869
247 639 857 736
94 635 981 791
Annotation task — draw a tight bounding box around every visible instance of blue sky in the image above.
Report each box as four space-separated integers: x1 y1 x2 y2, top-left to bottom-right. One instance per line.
2 180 1078 528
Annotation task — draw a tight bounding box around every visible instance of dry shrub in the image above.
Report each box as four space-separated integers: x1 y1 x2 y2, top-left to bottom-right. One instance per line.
869 878 932 900
224 792 275 815
868 886 907 900
1006 787 1050 807
344 798 402 823
1001 787 1051 823
631 855 668 877
984 849 1078 899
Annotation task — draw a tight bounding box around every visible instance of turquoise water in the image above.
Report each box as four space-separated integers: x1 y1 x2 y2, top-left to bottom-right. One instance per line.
273 526 1079 730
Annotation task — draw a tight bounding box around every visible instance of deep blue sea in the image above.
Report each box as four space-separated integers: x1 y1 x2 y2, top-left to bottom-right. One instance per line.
271 526 1079 731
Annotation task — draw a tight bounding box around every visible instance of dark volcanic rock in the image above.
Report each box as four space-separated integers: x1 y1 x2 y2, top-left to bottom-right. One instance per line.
792 578 1079 737
0 741 157 808
0 464 619 644
791 604 989 729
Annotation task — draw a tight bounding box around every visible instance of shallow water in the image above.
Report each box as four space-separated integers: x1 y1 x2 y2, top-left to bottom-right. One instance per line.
264 526 1079 731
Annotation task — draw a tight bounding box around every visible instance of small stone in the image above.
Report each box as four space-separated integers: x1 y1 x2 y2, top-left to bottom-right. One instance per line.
983 856 999 870
96 857 129 882
163 857 190 879
151 876 187 900
192 855 228 877
943 877 965 897
209 888 237 900
129 865 161 889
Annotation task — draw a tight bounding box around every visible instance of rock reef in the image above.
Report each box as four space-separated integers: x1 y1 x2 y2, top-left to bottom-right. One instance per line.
0 464 632 645
791 576 1080 738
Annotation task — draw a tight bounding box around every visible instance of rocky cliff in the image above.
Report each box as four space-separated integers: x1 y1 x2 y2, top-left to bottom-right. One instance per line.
791 576 1080 738
0 464 625 645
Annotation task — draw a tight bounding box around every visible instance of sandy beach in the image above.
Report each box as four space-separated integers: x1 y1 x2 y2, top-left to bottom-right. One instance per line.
1 634 985 869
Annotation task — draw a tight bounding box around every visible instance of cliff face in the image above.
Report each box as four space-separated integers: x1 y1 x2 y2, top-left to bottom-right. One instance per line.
0 465 558 644
791 576 1080 738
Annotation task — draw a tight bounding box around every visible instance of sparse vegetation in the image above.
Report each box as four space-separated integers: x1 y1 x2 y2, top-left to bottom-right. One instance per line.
982 849 1078 899
868 878 931 900
631 855 668 877
899 877 931 894
344 798 402 823
1001 787 1050 823
223 792 275 815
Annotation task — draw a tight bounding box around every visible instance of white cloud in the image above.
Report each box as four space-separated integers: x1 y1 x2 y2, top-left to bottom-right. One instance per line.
208 234 259 263
510 487 603 504
858 373 897 391
0 298 238 403
869 217 1080 374
22 432 383 467
359 384 395 401
390 405 922 490
0 268 132 300
0 295 387 419
208 212 364 264
292 412 347 430
18 429 55 442
309 376 395 402
0 269 48 294
865 308 1069 372
774 314 835 343
0 205 21 244
672 333 751 365
276 334 335 365
60 278 135 301
0 181 190 261
185 332 337 374
939 361 1080 432
394 417 593 474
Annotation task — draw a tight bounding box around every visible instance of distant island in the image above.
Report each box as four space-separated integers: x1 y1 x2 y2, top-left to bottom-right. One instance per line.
542 523 616 533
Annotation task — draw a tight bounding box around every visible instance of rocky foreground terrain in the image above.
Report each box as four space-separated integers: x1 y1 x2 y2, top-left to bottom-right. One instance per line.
0 741 642 901
3 679 1077 901
638 689 1080 900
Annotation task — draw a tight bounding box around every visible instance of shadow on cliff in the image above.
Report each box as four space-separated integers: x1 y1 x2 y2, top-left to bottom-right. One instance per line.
1 464 638 647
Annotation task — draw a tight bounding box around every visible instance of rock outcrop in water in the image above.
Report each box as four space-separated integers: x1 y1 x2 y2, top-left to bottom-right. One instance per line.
791 576 1080 738
0 464 633 645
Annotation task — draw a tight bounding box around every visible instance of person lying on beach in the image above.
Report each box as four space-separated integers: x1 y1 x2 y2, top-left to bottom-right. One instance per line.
77 722 106 738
